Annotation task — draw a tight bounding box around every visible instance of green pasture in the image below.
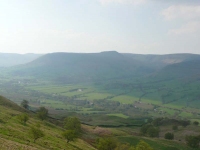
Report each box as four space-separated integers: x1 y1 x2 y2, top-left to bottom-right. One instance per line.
117 136 196 150
111 95 138 104
82 92 113 101
156 107 177 116
179 111 193 118
107 113 129 119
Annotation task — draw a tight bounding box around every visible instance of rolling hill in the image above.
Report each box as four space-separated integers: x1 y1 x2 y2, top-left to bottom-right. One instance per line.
8 51 154 83
6 51 200 84
0 53 42 67
153 59 200 80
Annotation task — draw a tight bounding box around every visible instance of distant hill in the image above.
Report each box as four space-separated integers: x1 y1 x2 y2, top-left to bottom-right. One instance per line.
0 53 42 67
123 53 200 70
5 51 200 83
9 51 155 83
153 59 200 80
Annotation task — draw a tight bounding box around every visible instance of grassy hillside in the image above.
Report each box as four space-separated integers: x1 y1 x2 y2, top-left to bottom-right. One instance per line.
153 59 200 80
0 95 95 150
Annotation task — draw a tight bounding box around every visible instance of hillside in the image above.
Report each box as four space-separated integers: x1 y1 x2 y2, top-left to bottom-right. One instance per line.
0 53 42 67
6 52 200 84
153 59 200 80
124 53 200 70
1 95 199 150
9 51 154 83
0 95 96 150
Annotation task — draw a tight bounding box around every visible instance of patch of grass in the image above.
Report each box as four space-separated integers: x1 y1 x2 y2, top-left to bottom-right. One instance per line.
107 113 129 119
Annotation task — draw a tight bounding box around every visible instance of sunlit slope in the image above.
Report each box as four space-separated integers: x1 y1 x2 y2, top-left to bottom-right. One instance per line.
0 95 95 150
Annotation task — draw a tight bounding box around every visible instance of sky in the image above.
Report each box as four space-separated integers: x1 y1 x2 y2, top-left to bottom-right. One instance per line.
0 0 200 54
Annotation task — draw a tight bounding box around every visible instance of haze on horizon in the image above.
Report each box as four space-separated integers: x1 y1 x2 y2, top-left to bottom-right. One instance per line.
0 0 200 55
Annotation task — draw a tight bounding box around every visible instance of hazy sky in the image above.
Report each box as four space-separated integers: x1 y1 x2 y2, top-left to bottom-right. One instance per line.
0 0 200 54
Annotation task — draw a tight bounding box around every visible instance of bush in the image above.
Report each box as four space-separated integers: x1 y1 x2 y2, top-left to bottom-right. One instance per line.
185 135 200 148
21 100 29 109
140 124 152 135
165 132 174 140
64 117 81 135
193 121 199 126
37 107 48 121
136 141 153 150
172 125 178 130
62 130 77 143
96 138 117 150
17 113 29 125
147 127 159 137
29 125 44 142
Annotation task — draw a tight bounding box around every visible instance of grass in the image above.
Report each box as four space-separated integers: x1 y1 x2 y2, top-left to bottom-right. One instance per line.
107 113 129 119
111 95 138 104
0 98 96 150
117 136 197 150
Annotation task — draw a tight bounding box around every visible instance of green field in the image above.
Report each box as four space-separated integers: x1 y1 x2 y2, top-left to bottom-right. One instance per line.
107 113 129 119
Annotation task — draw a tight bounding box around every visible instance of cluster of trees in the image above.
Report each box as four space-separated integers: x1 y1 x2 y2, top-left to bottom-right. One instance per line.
151 117 190 127
140 124 159 137
96 138 153 150
20 100 83 143
185 135 200 148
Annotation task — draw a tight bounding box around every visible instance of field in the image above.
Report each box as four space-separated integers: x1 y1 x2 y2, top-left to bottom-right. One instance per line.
5 79 196 124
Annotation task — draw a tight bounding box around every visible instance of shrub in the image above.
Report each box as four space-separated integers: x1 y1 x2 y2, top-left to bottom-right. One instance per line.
165 132 174 140
29 125 44 142
17 113 29 125
172 125 178 130
185 135 200 148
193 121 199 126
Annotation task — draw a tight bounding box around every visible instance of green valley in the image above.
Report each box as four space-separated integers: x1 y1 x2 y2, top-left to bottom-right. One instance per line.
1 52 200 149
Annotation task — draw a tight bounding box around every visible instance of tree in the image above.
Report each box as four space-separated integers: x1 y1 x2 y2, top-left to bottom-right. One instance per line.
37 107 48 121
62 130 77 143
128 147 136 150
115 143 130 150
21 100 29 109
180 120 190 127
147 127 159 137
185 135 200 148
193 121 199 126
140 124 152 135
17 113 29 125
135 141 153 150
96 138 117 150
64 117 81 135
165 132 174 140
29 126 44 142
